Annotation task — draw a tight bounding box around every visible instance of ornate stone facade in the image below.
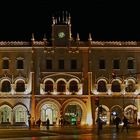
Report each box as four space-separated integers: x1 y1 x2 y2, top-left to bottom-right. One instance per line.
0 13 140 127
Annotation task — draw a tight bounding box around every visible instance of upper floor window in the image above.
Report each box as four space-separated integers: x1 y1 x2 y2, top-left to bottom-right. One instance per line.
113 59 120 69
46 59 52 70
57 81 66 92
71 59 77 70
97 80 107 92
69 81 78 92
111 81 121 92
125 80 135 92
99 59 105 69
127 59 134 69
1 81 11 92
2 59 9 69
45 80 53 92
59 59 64 70
16 80 25 92
17 59 24 69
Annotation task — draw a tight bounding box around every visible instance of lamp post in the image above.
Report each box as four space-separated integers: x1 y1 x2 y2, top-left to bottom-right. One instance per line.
95 96 100 135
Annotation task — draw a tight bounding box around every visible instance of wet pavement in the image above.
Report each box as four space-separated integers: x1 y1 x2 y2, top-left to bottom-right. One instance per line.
0 125 140 140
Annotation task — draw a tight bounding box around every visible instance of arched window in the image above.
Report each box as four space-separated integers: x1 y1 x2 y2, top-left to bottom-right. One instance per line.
57 81 66 92
125 80 135 92
1 81 11 92
14 106 27 123
16 80 25 92
69 81 78 92
45 81 53 92
97 80 107 92
111 81 121 92
0 105 12 123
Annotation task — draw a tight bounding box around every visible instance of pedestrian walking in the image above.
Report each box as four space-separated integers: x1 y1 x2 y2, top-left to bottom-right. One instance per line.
59 118 63 127
121 116 129 133
114 115 121 132
96 117 103 130
36 118 41 128
46 118 50 130
28 118 31 129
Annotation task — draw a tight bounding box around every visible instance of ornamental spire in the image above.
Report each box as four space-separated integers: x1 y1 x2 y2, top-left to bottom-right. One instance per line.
52 11 71 25
31 33 35 41
88 33 92 41
76 33 80 41
43 33 47 45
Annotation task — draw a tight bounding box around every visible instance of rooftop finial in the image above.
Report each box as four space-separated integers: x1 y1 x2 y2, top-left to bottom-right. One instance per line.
62 11 65 23
88 33 92 41
31 33 35 50
43 33 47 42
65 11 68 24
31 33 35 41
55 18 57 24
58 16 61 23
52 16 55 24
68 13 71 24
76 33 80 41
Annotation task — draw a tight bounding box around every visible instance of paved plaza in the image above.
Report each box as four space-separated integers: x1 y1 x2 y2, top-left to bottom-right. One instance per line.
0 125 140 140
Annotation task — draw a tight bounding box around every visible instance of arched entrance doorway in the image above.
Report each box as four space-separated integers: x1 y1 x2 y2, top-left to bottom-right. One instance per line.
95 105 109 125
64 104 82 125
40 103 58 125
63 99 87 126
36 99 61 126
124 105 137 124
110 105 123 125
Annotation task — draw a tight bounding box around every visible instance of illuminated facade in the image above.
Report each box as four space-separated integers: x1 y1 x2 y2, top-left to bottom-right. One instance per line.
0 13 140 127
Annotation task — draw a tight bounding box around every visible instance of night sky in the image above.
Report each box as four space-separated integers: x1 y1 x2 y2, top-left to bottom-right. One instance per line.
0 0 139 41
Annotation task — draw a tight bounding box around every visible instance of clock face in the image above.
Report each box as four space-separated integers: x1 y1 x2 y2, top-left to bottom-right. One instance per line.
58 32 65 38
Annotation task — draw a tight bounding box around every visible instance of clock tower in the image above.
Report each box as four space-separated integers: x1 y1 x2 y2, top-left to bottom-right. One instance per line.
51 12 72 46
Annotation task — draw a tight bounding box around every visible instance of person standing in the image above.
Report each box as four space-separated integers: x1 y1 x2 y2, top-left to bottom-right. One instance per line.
114 115 121 132
121 116 129 133
96 117 103 130
28 118 31 129
46 118 50 130
36 118 41 128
